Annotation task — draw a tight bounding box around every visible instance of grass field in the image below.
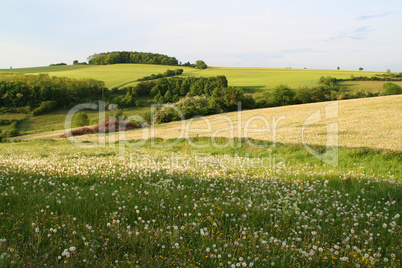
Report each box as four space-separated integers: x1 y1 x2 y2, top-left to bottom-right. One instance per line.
0 64 400 267
0 64 385 91
0 136 400 267
52 95 399 152
339 81 402 92
1 97 401 266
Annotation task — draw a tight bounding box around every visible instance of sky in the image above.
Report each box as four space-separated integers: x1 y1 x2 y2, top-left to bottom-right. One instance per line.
1 0 401 71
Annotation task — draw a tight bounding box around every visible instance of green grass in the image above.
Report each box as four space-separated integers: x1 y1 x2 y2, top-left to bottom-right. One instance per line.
1 64 92 74
121 137 402 178
339 81 402 93
16 105 151 136
1 64 384 91
0 113 28 122
0 139 400 267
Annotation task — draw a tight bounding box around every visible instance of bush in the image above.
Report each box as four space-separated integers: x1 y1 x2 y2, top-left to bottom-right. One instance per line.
196 60 207 69
8 128 20 137
0 132 7 142
311 86 331 102
383 82 402 95
32 101 57 116
154 106 182 123
240 94 256 109
296 87 313 104
73 112 90 127
272 84 296 106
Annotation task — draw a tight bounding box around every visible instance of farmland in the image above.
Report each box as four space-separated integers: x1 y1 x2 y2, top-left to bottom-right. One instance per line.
1 64 383 91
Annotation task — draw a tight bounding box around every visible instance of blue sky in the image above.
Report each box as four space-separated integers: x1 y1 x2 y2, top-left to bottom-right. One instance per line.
1 0 401 71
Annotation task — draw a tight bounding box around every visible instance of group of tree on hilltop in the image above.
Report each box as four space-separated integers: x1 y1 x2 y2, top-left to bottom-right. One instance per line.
88 51 179 66
87 51 208 69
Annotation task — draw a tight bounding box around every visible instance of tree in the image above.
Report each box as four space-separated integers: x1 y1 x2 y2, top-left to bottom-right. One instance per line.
383 82 402 95
154 91 163 103
164 90 173 103
196 60 208 69
73 60 79 65
74 112 90 127
272 84 296 106
337 66 340 70
359 67 364 71
311 86 331 102
296 87 313 104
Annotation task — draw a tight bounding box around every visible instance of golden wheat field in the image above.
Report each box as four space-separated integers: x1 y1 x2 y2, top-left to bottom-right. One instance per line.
22 95 400 151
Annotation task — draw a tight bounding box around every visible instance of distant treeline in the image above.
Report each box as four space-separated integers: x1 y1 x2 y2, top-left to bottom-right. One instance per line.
49 63 67 66
0 74 104 115
252 76 402 108
138 69 184 81
347 74 402 81
88 51 179 66
87 51 208 69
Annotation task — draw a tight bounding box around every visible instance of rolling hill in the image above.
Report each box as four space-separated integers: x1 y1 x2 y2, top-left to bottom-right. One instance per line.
1 64 385 91
15 95 402 152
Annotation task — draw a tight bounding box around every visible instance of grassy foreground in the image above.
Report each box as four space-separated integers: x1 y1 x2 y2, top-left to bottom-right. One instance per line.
0 139 401 267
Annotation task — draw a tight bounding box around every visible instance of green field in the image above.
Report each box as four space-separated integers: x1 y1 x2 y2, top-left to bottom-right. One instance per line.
1 64 384 91
0 136 401 267
339 81 402 92
0 64 401 267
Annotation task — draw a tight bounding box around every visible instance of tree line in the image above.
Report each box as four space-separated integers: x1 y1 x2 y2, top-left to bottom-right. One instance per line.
0 74 104 115
87 51 179 65
107 75 231 109
138 69 184 81
253 76 402 108
86 51 208 69
148 76 401 124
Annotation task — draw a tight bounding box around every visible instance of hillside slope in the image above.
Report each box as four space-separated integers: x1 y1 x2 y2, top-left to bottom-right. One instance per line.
18 95 402 151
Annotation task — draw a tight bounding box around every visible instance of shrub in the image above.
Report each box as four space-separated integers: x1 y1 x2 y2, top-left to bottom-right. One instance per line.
272 84 296 106
8 128 20 137
311 86 331 102
196 60 207 69
240 94 256 109
296 87 313 104
383 82 402 95
32 101 57 116
73 112 90 127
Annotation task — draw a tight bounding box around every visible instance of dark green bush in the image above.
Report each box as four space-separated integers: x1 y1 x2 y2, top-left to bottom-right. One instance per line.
383 82 402 95
32 101 57 116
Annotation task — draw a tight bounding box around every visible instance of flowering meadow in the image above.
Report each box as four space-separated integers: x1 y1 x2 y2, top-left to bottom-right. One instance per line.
0 140 401 267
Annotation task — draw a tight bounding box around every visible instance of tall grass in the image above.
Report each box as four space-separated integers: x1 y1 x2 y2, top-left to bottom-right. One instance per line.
0 140 400 267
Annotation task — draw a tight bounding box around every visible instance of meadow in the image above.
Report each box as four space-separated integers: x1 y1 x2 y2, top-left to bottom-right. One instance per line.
0 138 401 267
0 94 401 267
1 64 382 91
0 64 401 267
